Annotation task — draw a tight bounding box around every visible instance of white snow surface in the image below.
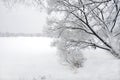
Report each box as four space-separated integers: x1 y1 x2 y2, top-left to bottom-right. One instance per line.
0 37 120 80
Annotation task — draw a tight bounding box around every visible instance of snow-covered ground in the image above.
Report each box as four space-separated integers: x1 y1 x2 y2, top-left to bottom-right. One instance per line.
0 37 120 80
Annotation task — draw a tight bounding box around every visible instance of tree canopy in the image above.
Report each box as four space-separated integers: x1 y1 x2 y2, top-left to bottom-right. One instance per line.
2 0 120 68
45 0 120 67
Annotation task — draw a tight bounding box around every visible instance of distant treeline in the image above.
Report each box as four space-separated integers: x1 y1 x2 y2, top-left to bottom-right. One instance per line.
0 32 42 37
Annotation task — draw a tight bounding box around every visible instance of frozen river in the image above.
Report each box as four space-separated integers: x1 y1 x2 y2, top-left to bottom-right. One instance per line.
0 37 120 80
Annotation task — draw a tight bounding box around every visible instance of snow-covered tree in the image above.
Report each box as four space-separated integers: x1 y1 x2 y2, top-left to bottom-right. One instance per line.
2 0 120 68
44 0 120 67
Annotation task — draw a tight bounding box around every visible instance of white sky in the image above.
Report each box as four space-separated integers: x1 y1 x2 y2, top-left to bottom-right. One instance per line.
0 2 47 33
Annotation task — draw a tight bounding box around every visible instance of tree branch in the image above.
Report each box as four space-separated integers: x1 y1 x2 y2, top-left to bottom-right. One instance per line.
110 8 120 32
88 6 109 31
69 40 110 51
113 0 118 11
70 11 112 49
65 27 93 35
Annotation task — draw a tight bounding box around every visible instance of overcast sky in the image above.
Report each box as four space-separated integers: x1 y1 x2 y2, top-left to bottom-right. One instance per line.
0 2 47 33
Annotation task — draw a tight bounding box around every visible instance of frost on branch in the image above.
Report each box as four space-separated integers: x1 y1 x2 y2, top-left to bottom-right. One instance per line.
45 0 120 60
53 39 86 68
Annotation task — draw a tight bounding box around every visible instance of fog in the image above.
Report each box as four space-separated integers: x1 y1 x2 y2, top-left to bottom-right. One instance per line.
0 37 120 80
0 1 120 80
0 2 46 33
0 37 62 80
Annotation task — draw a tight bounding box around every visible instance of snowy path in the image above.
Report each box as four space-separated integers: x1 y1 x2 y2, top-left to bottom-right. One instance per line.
0 37 120 80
